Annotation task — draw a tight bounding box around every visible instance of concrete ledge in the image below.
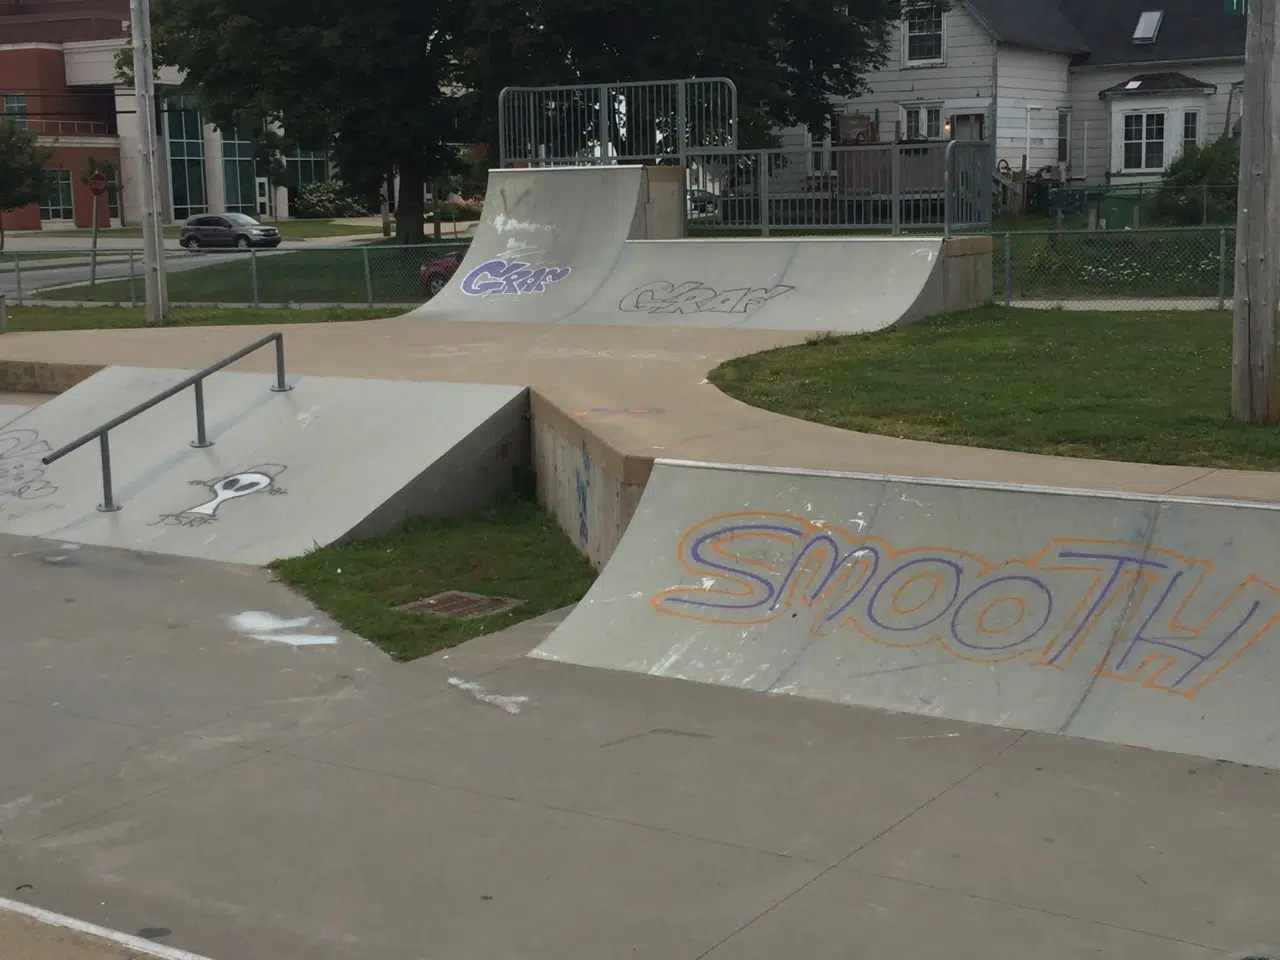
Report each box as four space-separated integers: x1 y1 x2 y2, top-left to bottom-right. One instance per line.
941 234 994 311
0 359 102 394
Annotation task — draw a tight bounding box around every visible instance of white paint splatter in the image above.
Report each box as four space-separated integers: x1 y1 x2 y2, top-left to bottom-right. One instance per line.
492 214 552 234
448 677 529 714
228 611 338 647
700 577 716 591
900 493 926 507
59 543 81 551
895 733 962 740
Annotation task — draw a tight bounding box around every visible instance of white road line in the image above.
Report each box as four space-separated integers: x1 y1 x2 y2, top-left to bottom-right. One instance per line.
0 896 216 960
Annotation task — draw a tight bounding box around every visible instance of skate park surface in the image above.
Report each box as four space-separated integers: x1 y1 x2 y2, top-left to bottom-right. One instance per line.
0 163 1278 957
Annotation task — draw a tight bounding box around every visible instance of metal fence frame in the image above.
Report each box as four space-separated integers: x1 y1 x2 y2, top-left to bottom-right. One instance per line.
498 78 739 167
684 140 993 236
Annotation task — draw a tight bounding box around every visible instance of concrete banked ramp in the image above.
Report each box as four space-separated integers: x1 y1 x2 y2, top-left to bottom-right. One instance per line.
412 165 946 332
532 460 1280 769
0 367 526 565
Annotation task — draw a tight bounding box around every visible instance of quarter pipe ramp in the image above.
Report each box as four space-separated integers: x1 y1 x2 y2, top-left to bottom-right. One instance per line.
532 459 1280 769
412 166 947 333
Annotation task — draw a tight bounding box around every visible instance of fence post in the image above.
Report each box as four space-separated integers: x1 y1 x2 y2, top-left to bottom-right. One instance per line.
599 84 611 162
759 151 770 237
676 78 688 167
0 294 7 334
1203 184 1209 225
362 247 373 306
1218 227 1228 310
891 144 902 235
128 250 137 307
13 252 22 306
1003 233 1013 306
943 141 953 238
250 249 260 308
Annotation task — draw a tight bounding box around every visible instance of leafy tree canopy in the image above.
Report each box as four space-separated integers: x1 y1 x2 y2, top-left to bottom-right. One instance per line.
130 0 942 241
0 118 53 251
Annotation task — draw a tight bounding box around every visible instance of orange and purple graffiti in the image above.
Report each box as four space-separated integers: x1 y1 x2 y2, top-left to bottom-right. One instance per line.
651 512 1280 700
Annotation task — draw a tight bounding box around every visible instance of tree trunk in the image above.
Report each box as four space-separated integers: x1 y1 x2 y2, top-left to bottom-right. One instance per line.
395 169 426 245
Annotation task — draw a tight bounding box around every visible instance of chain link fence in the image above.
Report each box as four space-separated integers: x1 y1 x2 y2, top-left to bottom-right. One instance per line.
5 227 1238 312
1042 182 1238 229
995 227 1234 310
3 242 472 308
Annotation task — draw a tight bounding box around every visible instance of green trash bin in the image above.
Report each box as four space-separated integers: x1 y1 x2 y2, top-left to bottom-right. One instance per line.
1101 193 1140 229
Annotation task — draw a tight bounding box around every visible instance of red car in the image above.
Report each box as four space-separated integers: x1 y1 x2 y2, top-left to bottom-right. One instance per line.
420 250 465 297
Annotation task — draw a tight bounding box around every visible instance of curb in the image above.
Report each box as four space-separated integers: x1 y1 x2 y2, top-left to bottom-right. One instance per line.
0 896 217 960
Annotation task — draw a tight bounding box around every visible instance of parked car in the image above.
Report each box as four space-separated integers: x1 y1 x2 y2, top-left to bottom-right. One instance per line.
687 188 718 216
180 213 281 250
421 249 465 297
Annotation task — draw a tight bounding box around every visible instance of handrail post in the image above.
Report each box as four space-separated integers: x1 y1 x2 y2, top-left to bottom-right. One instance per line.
97 432 120 513
271 334 292 393
191 378 212 448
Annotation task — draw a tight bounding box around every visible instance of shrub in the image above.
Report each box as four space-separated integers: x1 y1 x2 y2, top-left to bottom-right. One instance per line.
430 198 484 222
1155 139 1239 225
294 179 369 219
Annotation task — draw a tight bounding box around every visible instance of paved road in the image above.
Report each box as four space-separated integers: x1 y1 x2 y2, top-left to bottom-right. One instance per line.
0 253 216 301
0 531 1274 959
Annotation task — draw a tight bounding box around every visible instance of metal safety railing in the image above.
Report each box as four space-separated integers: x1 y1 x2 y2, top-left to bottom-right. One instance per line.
40 333 293 513
499 77 738 167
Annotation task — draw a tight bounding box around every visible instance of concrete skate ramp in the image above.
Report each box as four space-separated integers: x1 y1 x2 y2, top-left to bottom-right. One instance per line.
532 460 1280 769
0 367 526 565
411 165 647 325
412 165 944 333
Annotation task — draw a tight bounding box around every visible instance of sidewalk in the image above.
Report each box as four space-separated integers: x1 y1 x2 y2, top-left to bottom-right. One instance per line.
0 315 1277 504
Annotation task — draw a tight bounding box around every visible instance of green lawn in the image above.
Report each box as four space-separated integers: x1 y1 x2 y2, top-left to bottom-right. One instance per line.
6 305 399 331
39 243 470 304
710 306 1280 471
271 493 596 661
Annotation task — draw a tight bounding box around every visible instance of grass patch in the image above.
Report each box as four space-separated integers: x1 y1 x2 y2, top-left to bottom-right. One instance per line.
270 494 596 661
7 305 400 332
710 305 1280 471
39 242 469 304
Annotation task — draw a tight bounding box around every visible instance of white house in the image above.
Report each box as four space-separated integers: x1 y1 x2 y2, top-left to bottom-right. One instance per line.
783 0 1245 186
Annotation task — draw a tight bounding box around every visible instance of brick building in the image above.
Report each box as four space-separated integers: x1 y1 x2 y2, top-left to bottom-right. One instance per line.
0 0 331 233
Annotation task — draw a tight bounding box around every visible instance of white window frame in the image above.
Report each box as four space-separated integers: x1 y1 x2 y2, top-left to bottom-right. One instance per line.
40 170 75 221
3 93 27 129
806 128 834 175
1057 109 1071 165
1181 109 1201 155
902 8 945 66
1108 93 1211 176
903 103 943 140
1121 110 1166 171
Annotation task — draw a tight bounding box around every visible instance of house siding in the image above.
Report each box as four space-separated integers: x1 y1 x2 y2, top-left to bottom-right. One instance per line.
777 3 996 153
1069 59 1244 183
994 45 1072 174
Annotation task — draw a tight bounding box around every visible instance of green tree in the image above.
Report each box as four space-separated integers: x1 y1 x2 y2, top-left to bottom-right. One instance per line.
458 0 947 153
0 118 52 251
131 0 469 243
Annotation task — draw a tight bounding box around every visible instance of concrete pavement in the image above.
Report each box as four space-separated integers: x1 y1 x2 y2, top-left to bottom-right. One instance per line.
0 532 1275 959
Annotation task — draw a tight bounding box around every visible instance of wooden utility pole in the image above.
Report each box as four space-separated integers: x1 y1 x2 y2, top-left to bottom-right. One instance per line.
129 0 169 327
1231 0 1280 423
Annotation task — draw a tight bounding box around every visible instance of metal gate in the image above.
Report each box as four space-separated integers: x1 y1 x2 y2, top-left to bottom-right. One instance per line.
498 78 738 167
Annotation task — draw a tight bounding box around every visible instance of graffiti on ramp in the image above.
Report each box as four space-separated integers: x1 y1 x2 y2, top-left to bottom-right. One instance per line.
150 464 288 529
652 511 1280 701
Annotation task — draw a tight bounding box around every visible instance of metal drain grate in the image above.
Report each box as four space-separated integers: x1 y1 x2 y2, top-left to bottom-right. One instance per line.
397 590 522 619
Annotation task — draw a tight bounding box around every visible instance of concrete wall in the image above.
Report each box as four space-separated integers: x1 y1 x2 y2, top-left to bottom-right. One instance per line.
530 392 649 570
941 234 993 311
642 165 685 240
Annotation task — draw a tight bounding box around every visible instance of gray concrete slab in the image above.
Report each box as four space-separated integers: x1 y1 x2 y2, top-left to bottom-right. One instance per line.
532 460 1280 769
1 534 1276 960
0 368 526 564
412 166 944 333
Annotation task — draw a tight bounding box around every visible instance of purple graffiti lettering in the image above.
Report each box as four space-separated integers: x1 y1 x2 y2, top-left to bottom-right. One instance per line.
620 282 794 315
651 514 1280 698
461 259 571 297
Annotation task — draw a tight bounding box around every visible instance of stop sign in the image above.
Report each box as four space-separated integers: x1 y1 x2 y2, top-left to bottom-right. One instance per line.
88 171 108 196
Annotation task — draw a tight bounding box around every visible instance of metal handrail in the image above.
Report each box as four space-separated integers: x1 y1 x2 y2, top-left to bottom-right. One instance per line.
41 333 293 513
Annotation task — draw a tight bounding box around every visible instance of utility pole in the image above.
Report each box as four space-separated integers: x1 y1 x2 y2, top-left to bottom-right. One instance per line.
1231 0 1279 423
129 0 168 327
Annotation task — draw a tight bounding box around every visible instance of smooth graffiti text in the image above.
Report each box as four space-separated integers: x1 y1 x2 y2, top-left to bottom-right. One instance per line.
651 512 1280 700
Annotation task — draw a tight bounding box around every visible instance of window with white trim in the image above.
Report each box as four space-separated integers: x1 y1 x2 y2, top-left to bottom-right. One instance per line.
1057 110 1071 163
1182 110 1199 152
1123 112 1164 170
904 9 944 64
904 105 942 140
40 170 74 221
3 94 27 128
809 128 832 173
